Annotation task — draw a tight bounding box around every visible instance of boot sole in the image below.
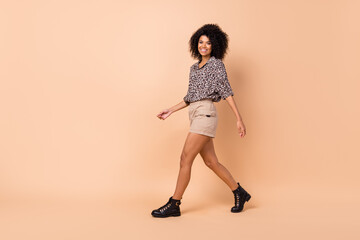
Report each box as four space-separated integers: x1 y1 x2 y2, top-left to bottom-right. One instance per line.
151 212 181 218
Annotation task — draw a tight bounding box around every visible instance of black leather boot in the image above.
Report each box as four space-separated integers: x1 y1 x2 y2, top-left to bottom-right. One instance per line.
151 196 181 218
231 182 251 213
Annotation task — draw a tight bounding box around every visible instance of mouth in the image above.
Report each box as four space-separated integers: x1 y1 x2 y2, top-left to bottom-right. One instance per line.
200 49 208 53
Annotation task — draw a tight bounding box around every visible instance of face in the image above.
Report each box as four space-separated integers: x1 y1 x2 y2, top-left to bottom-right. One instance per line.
198 35 212 57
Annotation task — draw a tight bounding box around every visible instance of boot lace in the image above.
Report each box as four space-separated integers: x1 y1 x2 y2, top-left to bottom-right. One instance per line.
234 190 245 207
159 202 172 213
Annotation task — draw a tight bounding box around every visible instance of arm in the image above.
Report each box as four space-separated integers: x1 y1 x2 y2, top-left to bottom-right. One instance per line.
156 100 189 120
224 95 242 121
169 100 189 113
224 95 247 138
215 61 246 137
157 65 191 120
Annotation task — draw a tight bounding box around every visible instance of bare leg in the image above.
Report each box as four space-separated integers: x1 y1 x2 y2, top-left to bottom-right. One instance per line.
172 132 211 200
199 138 238 191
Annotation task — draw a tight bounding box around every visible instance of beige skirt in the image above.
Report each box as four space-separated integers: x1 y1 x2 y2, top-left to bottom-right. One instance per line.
188 99 218 138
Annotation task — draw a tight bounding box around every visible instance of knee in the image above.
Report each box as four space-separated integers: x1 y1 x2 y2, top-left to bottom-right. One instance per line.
180 152 191 169
204 160 219 169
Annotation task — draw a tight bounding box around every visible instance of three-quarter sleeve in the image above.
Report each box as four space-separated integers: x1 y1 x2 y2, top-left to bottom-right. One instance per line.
215 61 234 100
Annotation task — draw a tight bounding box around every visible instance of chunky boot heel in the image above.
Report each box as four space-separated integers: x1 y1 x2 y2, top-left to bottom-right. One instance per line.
231 182 251 213
151 196 182 218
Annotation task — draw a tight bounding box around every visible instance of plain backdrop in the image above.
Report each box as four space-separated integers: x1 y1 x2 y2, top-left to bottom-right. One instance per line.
0 0 359 239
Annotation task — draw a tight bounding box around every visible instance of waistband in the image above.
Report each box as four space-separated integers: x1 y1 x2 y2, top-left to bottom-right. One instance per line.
189 99 214 106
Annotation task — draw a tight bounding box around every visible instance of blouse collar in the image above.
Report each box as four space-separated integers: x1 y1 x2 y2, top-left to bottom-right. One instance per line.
197 56 215 69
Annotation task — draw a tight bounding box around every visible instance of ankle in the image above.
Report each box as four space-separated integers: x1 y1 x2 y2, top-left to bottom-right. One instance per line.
231 182 240 192
172 196 182 201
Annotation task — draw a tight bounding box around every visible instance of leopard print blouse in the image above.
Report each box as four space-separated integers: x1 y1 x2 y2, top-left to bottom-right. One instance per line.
183 55 234 105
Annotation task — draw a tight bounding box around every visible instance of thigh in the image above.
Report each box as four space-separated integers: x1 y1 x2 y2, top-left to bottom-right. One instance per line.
199 138 218 164
181 132 211 164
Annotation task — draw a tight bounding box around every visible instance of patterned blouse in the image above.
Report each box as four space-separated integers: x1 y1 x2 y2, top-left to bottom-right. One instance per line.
183 55 234 105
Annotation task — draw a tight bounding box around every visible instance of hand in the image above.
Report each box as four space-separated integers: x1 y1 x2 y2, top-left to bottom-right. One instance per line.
156 109 172 120
236 120 246 138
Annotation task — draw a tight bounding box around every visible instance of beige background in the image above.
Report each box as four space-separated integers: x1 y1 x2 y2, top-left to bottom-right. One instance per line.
1 0 359 239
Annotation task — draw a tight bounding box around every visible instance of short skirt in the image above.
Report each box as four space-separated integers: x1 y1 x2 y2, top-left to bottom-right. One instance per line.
188 99 218 138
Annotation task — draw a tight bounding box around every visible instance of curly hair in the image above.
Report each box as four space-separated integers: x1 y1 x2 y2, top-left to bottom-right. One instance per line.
189 23 229 61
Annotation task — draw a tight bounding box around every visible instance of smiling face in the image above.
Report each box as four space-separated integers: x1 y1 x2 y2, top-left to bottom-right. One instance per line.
198 35 212 58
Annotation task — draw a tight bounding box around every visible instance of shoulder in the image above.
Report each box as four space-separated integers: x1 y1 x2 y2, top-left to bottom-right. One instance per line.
210 57 225 69
211 56 224 65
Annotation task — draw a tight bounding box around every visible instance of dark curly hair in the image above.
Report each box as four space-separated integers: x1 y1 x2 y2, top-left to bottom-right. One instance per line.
189 23 229 61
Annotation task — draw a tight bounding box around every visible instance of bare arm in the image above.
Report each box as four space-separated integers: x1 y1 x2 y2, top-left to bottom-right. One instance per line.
224 95 242 121
169 100 189 113
156 100 189 120
224 95 247 137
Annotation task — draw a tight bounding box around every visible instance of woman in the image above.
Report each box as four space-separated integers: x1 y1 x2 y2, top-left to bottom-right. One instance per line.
152 24 251 218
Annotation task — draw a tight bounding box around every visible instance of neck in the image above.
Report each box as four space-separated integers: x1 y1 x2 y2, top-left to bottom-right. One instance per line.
200 55 211 62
